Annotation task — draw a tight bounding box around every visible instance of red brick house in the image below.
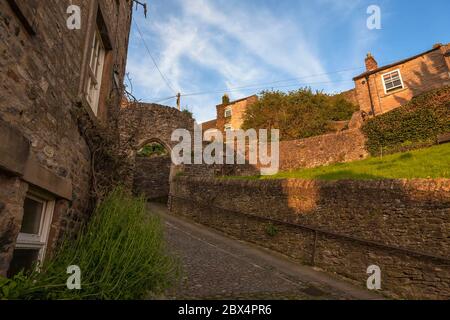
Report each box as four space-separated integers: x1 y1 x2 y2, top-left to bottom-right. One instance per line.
353 43 450 115
201 94 258 133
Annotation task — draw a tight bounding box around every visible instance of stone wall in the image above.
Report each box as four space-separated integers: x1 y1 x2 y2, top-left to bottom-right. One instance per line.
0 0 132 275
133 155 172 200
118 102 195 189
279 129 369 171
119 102 195 153
170 177 450 299
0 173 28 276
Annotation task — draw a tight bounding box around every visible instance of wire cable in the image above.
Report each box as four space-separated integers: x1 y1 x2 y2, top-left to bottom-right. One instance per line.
133 19 177 94
147 66 364 102
148 78 355 103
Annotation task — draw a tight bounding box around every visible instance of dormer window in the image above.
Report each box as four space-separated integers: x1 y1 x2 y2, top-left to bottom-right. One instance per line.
382 70 404 93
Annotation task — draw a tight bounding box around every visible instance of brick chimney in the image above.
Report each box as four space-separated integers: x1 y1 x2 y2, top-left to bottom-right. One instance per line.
365 53 378 71
222 94 230 105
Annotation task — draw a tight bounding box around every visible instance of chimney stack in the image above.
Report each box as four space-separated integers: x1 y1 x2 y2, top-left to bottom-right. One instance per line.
365 52 378 71
222 94 230 105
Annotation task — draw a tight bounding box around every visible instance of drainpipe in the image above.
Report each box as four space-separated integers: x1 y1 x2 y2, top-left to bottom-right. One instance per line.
366 75 376 116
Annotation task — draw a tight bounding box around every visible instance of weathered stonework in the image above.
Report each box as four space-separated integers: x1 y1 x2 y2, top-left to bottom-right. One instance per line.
119 102 195 154
278 129 369 170
0 173 28 277
133 155 172 200
170 177 450 299
119 102 195 195
0 0 133 275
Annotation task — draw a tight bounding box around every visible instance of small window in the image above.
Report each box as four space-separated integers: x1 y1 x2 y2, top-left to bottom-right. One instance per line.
224 107 232 118
7 192 55 277
382 70 404 93
85 28 106 116
224 124 233 131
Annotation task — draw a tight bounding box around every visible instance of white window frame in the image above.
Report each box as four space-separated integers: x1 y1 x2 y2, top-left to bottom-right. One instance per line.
85 28 106 116
15 191 55 265
224 106 232 118
224 123 233 131
381 69 405 94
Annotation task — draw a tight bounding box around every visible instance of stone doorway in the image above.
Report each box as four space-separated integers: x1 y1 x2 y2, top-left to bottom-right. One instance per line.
133 140 173 203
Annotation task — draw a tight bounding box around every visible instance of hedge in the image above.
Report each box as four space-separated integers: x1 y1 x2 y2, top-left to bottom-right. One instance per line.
362 86 450 156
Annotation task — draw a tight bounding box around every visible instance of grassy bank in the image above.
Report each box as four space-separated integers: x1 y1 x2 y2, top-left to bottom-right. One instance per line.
248 143 450 180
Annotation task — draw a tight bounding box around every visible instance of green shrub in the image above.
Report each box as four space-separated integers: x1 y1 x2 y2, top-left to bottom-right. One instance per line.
362 86 450 156
265 223 279 237
181 109 194 119
0 188 178 300
242 88 358 141
137 143 168 157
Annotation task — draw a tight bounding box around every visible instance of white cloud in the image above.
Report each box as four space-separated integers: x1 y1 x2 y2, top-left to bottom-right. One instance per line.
126 0 374 122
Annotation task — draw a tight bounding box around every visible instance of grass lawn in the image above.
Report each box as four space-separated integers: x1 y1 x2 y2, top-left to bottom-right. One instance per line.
246 143 450 180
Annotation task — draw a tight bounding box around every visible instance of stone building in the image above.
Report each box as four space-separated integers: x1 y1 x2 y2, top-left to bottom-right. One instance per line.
353 43 450 115
201 94 258 132
0 0 133 277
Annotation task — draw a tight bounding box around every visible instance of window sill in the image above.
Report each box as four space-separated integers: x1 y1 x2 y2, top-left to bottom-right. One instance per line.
382 87 408 98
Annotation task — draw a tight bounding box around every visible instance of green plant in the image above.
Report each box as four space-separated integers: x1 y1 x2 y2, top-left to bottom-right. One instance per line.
0 188 179 300
362 86 450 156
236 143 450 181
265 223 279 237
242 88 358 141
137 143 168 157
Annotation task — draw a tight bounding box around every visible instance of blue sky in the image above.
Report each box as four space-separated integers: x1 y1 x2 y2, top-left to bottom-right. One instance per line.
125 0 450 123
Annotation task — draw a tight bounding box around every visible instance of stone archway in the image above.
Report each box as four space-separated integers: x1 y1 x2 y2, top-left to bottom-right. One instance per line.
119 102 195 200
134 139 172 201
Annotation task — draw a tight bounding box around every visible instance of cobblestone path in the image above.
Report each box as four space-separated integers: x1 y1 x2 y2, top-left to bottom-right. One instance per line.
148 203 381 300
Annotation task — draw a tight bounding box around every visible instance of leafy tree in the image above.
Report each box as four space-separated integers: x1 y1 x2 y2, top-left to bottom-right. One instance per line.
242 88 358 141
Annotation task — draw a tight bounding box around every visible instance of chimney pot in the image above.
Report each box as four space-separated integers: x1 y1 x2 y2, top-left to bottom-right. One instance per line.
222 94 230 105
365 52 378 71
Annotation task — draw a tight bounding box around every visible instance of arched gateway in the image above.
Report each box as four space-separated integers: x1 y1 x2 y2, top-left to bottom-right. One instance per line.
119 102 195 201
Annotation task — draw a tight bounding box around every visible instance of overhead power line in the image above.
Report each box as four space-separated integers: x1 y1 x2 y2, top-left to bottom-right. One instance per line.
146 55 406 104
146 65 366 103
133 19 177 94
149 78 355 104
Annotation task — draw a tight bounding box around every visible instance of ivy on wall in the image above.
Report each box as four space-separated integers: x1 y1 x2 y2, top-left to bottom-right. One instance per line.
362 86 450 156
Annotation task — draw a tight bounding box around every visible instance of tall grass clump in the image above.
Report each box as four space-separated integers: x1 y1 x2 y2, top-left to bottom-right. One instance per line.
0 188 178 300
